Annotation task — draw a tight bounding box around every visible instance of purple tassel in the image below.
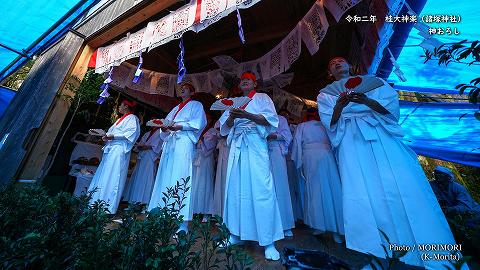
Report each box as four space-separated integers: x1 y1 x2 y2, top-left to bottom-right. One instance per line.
236 9 246 44
97 96 107 104
177 38 186 84
97 67 113 104
132 52 143 84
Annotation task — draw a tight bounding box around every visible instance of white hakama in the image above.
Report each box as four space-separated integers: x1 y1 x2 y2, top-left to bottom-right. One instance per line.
220 92 284 246
191 127 218 215
88 114 140 214
212 122 229 217
147 100 207 221
286 124 303 221
124 129 163 204
317 76 466 270
291 120 343 234
268 115 295 231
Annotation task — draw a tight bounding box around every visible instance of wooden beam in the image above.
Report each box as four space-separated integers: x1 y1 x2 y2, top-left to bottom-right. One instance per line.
152 50 177 72
87 0 181 48
186 22 295 61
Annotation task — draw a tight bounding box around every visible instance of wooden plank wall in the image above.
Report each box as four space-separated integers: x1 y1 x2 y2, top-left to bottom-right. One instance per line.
18 45 95 180
0 32 85 185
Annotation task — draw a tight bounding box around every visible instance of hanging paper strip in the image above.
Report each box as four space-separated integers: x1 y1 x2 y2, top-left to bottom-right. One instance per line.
127 69 154 93
236 8 246 44
301 1 329 55
177 38 187 84
111 63 132 89
132 52 143 84
97 67 114 104
323 0 361 22
152 73 176 97
268 44 284 78
281 25 301 71
192 72 212 93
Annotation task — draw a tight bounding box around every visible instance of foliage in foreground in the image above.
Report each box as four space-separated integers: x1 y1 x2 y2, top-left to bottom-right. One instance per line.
0 178 252 270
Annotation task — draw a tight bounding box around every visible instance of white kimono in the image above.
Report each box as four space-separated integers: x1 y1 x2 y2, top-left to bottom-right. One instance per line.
212 121 229 217
286 124 303 221
268 115 295 231
317 76 465 269
124 129 163 204
191 127 218 215
219 92 284 246
147 100 207 221
88 114 140 214
291 120 343 234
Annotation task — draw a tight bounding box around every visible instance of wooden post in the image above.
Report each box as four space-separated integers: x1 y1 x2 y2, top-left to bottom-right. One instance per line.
0 31 86 185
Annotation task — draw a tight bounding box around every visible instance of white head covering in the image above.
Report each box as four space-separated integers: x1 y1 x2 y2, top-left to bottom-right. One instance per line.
434 166 454 180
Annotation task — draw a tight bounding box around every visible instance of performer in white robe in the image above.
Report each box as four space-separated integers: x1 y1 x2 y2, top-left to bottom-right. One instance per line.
317 57 467 270
148 83 207 233
285 121 303 222
124 125 163 204
212 121 229 217
268 114 295 237
191 115 218 216
219 72 284 261
291 108 344 242
88 100 140 214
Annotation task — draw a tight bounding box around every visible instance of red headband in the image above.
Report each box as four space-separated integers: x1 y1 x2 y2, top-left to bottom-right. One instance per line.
122 100 137 108
181 83 196 93
328 57 348 68
241 72 257 82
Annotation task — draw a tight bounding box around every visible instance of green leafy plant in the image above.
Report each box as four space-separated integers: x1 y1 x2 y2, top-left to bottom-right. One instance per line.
423 40 480 104
367 229 409 270
39 70 104 182
0 177 253 270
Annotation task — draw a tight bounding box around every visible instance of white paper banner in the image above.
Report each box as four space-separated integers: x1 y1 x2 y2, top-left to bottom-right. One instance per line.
269 44 284 79
152 73 176 97
281 25 302 72
301 1 329 55
323 0 361 22
96 0 263 73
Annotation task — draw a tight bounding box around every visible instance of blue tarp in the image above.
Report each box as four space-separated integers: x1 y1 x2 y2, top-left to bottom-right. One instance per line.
0 0 100 82
387 0 479 93
0 86 15 119
400 101 480 167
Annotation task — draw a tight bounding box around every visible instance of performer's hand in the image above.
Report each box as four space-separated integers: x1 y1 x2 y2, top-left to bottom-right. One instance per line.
169 125 183 131
267 134 277 141
160 126 169 132
335 94 350 109
348 92 370 105
102 135 113 141
230 109 250 119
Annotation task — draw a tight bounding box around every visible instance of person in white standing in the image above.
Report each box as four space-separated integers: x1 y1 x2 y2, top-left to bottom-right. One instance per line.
212 120 229 217
148 83 207 233
88 99 140 214
191 113 218 218
124 122 163 204
219 72 284 261
317 57 467 270
291 107 344 242
281 110 303 222
267 113 295 237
